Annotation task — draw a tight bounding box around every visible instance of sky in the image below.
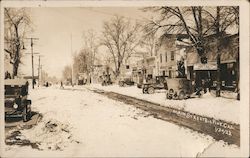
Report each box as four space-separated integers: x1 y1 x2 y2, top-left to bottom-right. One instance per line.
20 7 151 79
12 6 238 79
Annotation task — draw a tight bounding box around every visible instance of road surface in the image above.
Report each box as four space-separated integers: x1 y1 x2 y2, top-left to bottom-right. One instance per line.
4 86 239 157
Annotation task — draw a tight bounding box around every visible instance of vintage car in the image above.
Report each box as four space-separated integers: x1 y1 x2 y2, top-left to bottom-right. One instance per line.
142 76 168 94
136 76 143 88
101 74 112 86
166 78 192 100
5 79 32 122
118 72 134 87
118 77 134 87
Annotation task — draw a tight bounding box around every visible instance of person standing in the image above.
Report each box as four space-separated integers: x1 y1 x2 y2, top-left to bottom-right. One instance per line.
60 81 64 89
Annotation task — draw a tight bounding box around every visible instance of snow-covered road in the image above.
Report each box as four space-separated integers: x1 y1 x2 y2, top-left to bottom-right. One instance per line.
4 86 240 157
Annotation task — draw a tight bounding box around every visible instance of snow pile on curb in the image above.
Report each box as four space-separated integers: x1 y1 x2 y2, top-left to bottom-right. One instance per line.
87 84 240 124
22 120 79 150
5 86 240 157
13 119 80 151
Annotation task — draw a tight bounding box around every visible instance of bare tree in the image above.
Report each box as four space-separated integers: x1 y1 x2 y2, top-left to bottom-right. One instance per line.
62 65 72 83
4 8 32 78
73 49 88 78
82 30 99 83
101 15 141 77
207 6 239 97
144 7 216 60
72 30 99 84
144 6 239 97
140 32 157 57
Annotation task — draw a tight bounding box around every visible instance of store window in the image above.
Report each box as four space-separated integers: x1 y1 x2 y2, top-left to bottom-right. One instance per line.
163 71 166 77
171 51 174 61
169 70 172 78
165 52 168 62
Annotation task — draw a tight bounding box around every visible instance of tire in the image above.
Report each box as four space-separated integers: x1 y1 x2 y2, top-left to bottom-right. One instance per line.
23 106 28 122
178 91 185 100
147 87 155 94
142 88 147 94
28 111 32 119
166 93 172 99
119 81 124 87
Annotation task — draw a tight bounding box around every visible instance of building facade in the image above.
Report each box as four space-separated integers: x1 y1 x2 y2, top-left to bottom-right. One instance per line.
185 34 239 90
156 34 187 78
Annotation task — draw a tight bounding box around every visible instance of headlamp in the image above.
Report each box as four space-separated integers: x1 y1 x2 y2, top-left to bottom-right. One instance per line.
13 104 18 109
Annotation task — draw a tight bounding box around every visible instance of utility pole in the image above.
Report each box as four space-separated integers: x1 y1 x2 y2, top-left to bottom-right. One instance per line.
38 55 44 87
216 7 221 97
38 56 40 86
40 65 44 86
40 65 43 84
25 37 39 89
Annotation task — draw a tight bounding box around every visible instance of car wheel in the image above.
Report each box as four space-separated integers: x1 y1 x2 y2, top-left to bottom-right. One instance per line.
178 91 185 100
23 107 28 122
119 81 124 87
148 87 155 94
166 93 172 99
142 88 147 94
27 109 32 119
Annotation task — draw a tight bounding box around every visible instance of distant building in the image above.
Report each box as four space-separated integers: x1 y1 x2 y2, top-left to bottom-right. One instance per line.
134 55 156 83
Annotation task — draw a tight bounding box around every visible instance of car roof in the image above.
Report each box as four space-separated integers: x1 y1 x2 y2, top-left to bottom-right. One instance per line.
5 79 28 86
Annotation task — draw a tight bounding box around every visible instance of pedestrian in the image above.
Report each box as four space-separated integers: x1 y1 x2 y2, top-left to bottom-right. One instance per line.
60 81 64 89
208 78 212 92
5 71 11 79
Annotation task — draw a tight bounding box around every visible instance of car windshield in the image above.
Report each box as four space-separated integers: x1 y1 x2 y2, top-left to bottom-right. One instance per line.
5 85 27 96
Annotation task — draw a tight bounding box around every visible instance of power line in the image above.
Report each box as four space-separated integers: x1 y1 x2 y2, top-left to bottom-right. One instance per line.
52 7 145 22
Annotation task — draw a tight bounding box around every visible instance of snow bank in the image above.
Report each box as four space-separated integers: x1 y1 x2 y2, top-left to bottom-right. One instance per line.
87 84 240 124
4 86 240 157
20 119 80 150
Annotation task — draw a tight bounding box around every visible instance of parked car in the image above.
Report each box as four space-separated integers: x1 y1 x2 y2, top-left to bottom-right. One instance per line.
119 77 134 87
101 74 112 86
166 78 192 100
5 79 32 122
118 71 134 87
142 76 168 94
136 74 143 88
136 76 143 88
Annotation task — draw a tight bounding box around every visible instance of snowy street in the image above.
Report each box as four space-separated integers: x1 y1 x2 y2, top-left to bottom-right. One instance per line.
4 86 240 157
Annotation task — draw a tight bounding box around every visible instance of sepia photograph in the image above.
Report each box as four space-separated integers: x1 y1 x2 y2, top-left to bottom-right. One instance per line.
1 0 249 157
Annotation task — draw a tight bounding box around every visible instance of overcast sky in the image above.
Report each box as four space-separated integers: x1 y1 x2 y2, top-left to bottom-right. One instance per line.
20 7 150 79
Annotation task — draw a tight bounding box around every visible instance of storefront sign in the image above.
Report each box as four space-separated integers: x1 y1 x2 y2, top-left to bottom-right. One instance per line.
194 63 217 70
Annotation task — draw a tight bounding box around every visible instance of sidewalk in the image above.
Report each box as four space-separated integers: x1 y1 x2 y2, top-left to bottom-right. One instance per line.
86 84 240 124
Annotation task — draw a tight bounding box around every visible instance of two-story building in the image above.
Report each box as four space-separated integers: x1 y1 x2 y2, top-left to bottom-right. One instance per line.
156 34 188 78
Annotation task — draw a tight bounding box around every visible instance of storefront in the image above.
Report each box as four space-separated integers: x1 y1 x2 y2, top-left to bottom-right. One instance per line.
186 34 239 91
